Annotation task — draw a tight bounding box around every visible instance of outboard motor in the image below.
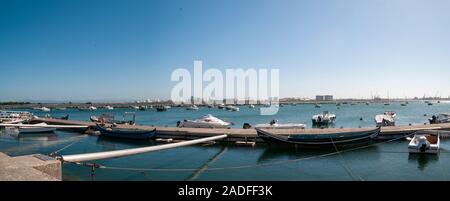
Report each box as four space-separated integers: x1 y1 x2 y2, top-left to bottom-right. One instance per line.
430 115 437 124
269 119 277 125
417 136 430 152
242 123 252 129
176 121 181 127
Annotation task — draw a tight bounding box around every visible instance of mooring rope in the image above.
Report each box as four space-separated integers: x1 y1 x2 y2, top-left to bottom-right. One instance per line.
95 133 416 172
330 137 363 181
51 140 80 155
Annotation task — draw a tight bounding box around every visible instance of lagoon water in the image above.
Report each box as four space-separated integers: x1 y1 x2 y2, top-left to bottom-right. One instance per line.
2 101 450 180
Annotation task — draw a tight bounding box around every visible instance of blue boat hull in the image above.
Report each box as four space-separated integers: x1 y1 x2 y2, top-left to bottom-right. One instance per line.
96 124 156 140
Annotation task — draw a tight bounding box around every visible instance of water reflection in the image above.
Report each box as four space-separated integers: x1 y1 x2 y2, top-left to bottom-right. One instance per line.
186 145 227 181
257 143 380 163
408 154 439 171
96 135 156 150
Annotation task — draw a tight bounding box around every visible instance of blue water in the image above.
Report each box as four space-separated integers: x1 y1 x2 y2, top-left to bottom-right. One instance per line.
1 101 450 181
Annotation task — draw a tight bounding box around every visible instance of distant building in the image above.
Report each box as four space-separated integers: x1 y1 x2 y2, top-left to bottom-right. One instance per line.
316 95 333 101
316 95 324 101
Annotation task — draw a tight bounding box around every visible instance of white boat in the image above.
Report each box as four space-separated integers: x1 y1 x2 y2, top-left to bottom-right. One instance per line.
225 105 239 111
429 113 450 124
164 106 171 109
17 123 56 134
249 104 255 108
89 106 97 110
217 104 225 109
177 114 231 128
312 111 336 126
0 111 33 124
131 106 140 110
37 107 51 112
186 105 199 110
105 105 114 110
408 131 440 154
375 111 396 127
255 119 306 129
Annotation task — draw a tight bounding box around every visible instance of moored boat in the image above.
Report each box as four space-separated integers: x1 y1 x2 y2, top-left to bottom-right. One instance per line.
155 105 167 112
0 110 33 124
91 112 136 125
408 131 440 154
225 105 239 112
96 124 156 140
429 113 450 124
312 111 336 126
375 111 396 127
254 119 306 129
36 107 51 112
177 114 231 128
18 123 56 134
186 105 199 110
256 127 380 147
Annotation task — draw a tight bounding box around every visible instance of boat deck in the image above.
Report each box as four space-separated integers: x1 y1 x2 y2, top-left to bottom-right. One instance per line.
30 118 450 142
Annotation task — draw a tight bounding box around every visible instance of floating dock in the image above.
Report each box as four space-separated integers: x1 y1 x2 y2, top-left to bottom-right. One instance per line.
31 118 450 142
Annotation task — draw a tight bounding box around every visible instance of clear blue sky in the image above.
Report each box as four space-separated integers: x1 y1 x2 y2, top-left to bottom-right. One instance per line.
1 0 450 102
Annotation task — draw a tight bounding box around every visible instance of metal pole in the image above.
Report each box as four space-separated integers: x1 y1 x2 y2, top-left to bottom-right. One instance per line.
60 134 228 163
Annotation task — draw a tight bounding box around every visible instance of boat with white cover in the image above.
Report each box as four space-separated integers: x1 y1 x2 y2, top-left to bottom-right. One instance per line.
255 119 306 129
17 123 56 134
177 114 231 128
186 105 199 110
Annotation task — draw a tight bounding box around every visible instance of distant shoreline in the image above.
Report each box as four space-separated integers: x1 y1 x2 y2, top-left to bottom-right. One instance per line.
1 99 448 110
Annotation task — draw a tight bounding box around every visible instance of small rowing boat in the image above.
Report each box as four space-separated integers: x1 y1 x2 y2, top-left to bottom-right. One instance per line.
96 124 156 140
256 127 380 147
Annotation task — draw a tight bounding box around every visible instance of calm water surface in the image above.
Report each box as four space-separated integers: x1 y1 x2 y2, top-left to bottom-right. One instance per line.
1 101 450 180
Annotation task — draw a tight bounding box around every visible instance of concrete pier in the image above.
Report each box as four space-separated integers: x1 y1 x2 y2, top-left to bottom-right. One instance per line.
0 152 61 181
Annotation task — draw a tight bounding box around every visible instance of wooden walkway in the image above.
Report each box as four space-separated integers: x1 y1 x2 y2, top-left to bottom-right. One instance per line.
31 118 450 142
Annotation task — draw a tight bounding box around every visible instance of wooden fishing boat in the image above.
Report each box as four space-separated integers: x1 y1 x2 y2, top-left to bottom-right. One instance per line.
256 127 380 147
96 124 156 140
